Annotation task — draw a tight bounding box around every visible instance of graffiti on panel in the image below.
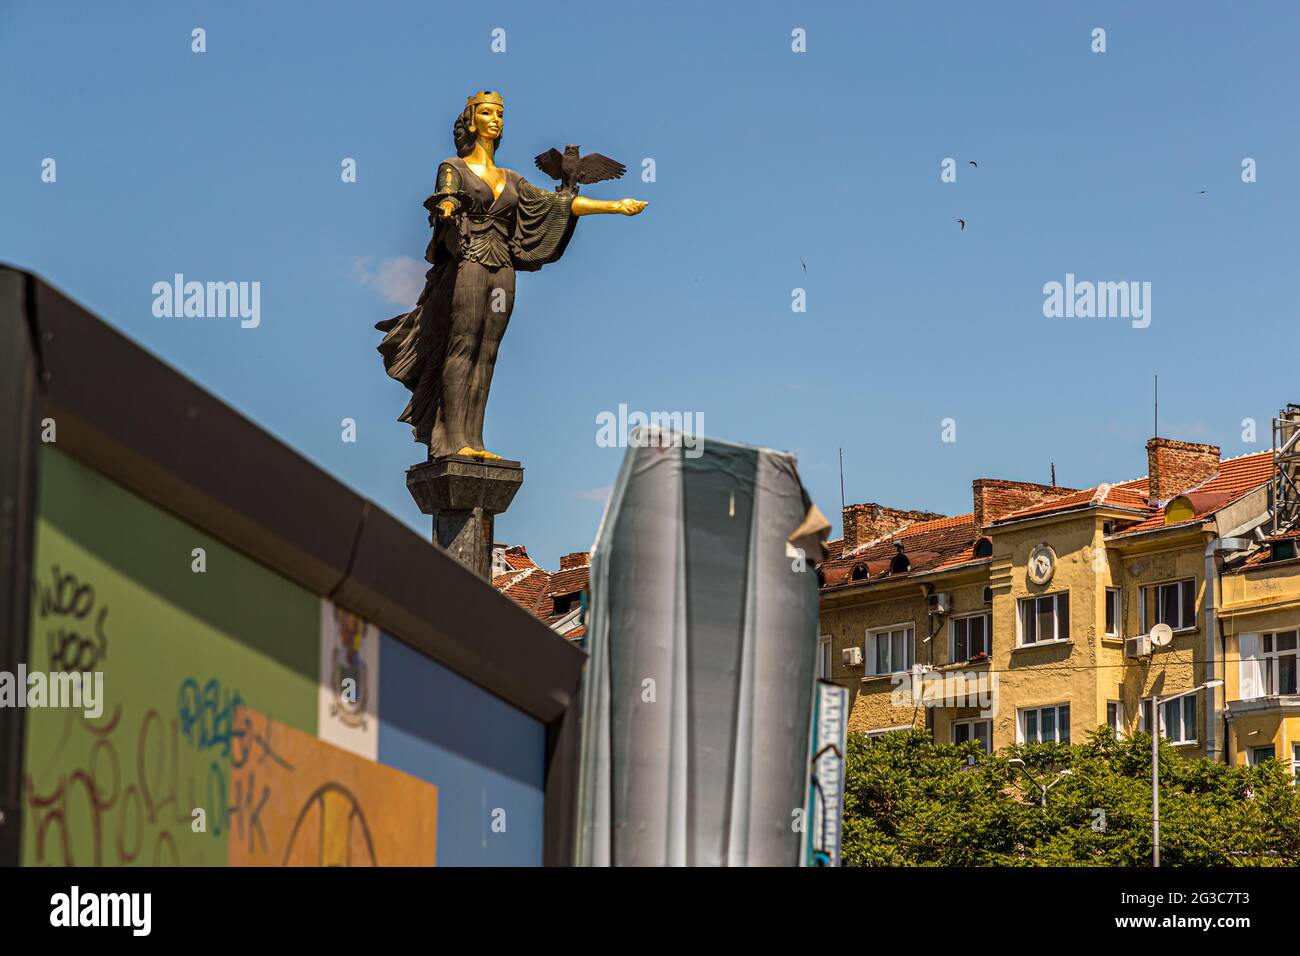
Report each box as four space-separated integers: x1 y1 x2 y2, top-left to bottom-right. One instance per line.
228 710 438 866
33 563 110 673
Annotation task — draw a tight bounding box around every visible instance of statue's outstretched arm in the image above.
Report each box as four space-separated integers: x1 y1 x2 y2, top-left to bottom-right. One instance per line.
571 195 648 217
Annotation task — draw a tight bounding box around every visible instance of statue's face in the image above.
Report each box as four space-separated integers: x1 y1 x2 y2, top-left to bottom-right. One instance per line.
472 103 503 141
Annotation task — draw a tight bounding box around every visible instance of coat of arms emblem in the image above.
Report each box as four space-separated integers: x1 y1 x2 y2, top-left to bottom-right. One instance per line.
330 606 368 729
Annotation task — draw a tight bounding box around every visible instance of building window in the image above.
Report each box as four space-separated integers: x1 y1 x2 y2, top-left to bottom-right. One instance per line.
1292 744 1300 781
1139 578 1196 633
1020 704 1070 744
1262 630 1298 696
952 719 992 754
951 613 990 662
1106 700 1124 736
869 625 914 676
1249 746 1276 766
1156 694 1197 744
1105 588 1121 638
1018 592 1069 645
818 636 831 680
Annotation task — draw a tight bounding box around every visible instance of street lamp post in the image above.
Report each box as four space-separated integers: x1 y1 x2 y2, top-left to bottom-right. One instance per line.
1149 680 1223 868
1008 758 1072 807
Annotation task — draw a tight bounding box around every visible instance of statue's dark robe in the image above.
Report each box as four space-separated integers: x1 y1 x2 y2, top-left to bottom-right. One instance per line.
376 157 577 456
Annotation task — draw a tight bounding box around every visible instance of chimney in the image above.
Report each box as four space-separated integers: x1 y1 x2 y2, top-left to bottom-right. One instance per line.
973 479 1078 530
559 551 590 570
1146 438 1220 502
842 503 945 551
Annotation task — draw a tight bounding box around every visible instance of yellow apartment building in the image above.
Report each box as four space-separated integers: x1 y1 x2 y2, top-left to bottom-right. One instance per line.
817 417 1300 772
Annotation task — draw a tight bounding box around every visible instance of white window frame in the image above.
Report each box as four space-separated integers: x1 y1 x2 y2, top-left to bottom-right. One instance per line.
818 635 831 680
1017 591 1070 646
1018 703 1071 744
867 623 915 676
1106 700 1124 737
1261 629 1299 697
951 718 992 754
1139 578 1197 634
1144 691 1198 745
950 612 991 663
1292 744 1300 781
1105 588 1122 638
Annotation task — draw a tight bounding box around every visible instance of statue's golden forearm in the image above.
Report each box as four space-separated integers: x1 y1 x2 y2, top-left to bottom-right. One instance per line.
571 195 648 217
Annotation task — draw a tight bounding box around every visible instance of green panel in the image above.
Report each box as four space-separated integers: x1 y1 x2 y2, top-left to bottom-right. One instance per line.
21 447 318 866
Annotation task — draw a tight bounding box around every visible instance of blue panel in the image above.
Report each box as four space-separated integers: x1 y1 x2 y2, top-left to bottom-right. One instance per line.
377 633 546 866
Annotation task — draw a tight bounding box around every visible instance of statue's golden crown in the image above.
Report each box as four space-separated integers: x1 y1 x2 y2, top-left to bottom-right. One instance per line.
466 90 504 108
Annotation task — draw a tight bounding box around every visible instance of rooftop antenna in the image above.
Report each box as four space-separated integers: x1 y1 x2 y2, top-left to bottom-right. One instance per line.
1153 374 1159 438
838 447 846 515
1050 462 1056 487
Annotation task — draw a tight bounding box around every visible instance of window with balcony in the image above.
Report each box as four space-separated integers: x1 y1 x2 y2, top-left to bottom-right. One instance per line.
869 625 914 676
951 613 990 662
1139 578 1196 633
1018 592 1069 645
1019 704 1070 743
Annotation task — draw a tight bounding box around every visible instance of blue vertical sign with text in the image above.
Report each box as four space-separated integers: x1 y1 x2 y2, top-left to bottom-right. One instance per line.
803 680 848 867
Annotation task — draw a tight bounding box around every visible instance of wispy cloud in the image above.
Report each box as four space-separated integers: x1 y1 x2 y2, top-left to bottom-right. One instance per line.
353 256 425 306
575 484 613 502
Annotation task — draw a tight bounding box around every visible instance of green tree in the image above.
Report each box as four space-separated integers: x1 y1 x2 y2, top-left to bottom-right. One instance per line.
840 728 1300 866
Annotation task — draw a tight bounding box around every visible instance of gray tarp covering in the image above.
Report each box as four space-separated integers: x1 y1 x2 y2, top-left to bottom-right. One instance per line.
576 430 826 865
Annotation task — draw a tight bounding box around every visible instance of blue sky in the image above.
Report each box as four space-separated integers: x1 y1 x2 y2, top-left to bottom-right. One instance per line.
4 1 1298 569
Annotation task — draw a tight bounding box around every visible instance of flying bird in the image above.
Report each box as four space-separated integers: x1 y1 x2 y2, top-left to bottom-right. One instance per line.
957 218 966 230
800 257 807 273
533 145 626 193
968 161 978 168
1198 189 1207 194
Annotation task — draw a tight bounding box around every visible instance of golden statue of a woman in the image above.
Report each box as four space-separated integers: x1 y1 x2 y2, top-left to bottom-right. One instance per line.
376 91 647 460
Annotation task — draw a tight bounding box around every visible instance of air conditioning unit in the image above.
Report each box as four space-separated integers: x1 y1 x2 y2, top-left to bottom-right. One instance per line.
1125 634 1152 659
927 591 952 615
842 646 864 667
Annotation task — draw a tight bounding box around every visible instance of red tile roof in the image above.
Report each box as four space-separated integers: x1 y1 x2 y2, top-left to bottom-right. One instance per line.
818 513 982 589
1110 451 1272 534
819 450 1275 591
990 450 1272 533
543 565 590 599
493 566 552 615
1233 531 1300 571
492 546 591 632
993 483 1149 523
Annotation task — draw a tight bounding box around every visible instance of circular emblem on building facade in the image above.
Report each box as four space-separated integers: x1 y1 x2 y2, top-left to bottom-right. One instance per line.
1027 543 1056 586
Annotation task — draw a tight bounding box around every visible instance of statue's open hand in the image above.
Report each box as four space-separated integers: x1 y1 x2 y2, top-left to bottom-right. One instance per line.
617 198 648 216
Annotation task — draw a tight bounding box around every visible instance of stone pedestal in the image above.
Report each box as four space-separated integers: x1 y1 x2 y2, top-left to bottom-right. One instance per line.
406 455 524 580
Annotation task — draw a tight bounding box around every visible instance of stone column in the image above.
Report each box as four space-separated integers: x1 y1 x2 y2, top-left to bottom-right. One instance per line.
406 455 524 580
